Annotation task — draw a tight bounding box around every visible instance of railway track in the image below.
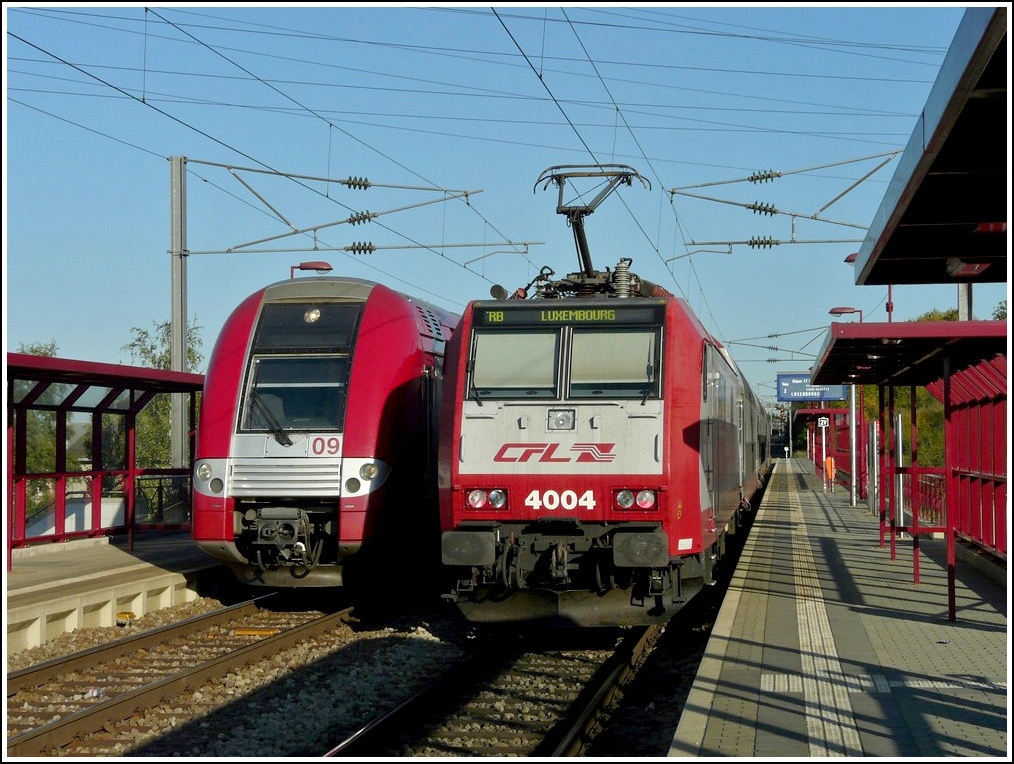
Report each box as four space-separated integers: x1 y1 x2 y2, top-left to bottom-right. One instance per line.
326 624 664 757
6 596 348 757
6 594 701 758
6 468 763 758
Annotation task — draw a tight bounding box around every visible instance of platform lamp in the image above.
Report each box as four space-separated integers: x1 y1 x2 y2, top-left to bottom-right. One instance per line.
845 253 892 321
290 260 333 278
828 306 865 507
828 306 863 323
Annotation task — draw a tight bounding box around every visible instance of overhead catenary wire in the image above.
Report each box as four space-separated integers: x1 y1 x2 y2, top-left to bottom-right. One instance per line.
6 5 954 386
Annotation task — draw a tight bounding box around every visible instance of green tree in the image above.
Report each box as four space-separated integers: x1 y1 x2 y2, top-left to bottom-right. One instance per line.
16 341 61 516
850 303 996 468
97 413 127 492
914 307 959 321
883 306 965 467
16 340 59 356
121 318 205 373
865 384 945 466
16 341 59 472
119 318 204 469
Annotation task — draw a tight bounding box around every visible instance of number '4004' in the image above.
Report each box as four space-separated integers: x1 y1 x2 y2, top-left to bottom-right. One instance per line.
524 489 596 511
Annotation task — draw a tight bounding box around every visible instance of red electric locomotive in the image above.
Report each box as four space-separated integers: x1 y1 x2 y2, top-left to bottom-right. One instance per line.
192 274 458 594
438 165 770 627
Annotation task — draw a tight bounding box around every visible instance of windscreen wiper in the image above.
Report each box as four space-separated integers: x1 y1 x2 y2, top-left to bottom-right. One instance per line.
250 391 293 446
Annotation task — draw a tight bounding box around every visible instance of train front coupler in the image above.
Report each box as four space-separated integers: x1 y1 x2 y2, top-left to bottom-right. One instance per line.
245 506 316 568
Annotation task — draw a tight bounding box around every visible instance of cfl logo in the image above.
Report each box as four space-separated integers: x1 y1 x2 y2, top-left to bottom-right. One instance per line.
493 443 616 463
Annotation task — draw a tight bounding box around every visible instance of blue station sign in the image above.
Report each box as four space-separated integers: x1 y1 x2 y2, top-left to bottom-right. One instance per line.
776 373 847 402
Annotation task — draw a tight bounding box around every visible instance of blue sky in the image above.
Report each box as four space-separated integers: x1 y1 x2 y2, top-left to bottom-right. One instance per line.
4 3 1009 404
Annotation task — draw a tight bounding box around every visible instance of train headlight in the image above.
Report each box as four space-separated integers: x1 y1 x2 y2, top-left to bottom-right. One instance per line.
547 408 575 431
194 461 224 495
615 489 657 511
636 490 656 509
341 459 390 497
466 489 507 510
615 490 635 509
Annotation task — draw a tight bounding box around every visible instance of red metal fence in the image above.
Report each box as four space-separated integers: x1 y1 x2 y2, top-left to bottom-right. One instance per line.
802 355 1007 567
7 353 202 570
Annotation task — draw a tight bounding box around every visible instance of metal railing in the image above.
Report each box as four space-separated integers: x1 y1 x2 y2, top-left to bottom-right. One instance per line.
10 468 191 548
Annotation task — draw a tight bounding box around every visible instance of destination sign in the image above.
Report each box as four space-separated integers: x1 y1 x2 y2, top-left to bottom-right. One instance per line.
473 302 664 327
776 372 847 402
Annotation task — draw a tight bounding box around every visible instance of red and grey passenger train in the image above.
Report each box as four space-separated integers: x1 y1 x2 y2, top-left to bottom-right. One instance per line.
438 165 771 626
192 275 458 593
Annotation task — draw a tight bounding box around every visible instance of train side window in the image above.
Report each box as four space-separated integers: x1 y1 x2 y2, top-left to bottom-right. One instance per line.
702 345 709 402
569 329 659 399
470 330 559 399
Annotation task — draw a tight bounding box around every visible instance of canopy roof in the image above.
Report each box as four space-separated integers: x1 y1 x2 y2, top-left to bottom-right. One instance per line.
850 7 1007 287
813 8 1008 391
809 320 1006 388
8 353 203 413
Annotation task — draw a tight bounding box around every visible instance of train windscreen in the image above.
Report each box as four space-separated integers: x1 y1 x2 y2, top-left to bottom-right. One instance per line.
468 323 661 401
240 301 362 433
471 330 559 399
570 328 659 398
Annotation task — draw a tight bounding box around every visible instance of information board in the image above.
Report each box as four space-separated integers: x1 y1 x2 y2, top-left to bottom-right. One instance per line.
776 373 847 402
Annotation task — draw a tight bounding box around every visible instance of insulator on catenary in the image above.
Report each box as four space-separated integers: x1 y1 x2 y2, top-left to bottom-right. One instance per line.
614 259 632 298
747 237 779 249
346 241 377 255
747 202 777 216
748 170 781 183
341 176 371 190
347 211 375 225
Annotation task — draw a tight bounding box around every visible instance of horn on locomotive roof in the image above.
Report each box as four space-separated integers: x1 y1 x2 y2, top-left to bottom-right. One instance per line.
535 164 650 278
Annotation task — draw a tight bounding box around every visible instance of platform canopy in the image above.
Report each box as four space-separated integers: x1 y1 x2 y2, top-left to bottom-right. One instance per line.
809 320 1006 388
850 6 1008 287
7 352 203 414
816 7 1009 389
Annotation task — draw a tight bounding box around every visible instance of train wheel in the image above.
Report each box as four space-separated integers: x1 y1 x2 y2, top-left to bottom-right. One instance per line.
509 551 526 590
498 545 513 588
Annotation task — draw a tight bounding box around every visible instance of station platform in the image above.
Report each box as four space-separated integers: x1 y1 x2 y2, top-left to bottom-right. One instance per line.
4 530 225 656
669 457 1009 759
4 461 1008 758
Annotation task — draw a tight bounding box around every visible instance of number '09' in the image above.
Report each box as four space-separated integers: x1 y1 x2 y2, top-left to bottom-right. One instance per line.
311 437 340 455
